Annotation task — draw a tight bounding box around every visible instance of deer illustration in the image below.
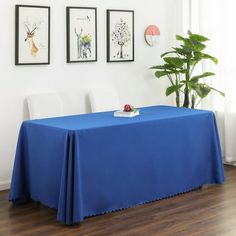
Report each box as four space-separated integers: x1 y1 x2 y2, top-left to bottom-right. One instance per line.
74 27 92 59
24 21 41 57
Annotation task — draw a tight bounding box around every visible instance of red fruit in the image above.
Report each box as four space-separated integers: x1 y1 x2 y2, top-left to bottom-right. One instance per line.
124 104 132 112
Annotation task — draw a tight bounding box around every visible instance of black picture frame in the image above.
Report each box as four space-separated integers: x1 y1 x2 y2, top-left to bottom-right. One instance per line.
66 7 97 63
15 5 50 65
107 9 134 62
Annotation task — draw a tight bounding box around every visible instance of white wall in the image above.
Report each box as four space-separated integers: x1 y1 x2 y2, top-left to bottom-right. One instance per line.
0 0 184 190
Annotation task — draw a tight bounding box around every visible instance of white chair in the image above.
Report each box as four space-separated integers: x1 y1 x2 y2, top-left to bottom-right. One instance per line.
27 93 64 119
88 89 121 112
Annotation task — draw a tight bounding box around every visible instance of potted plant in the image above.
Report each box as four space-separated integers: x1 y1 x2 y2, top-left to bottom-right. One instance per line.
151 31 224 108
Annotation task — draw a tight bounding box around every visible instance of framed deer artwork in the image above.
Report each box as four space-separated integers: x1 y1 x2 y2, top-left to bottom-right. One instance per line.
107 10 134 62
15 5 50 65
66 7 97 63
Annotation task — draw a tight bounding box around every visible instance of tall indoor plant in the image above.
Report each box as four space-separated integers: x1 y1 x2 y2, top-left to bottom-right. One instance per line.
151 31 224 108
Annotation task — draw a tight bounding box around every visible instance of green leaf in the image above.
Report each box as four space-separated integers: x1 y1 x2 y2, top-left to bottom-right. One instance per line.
193 52 202 58
155 71 171 78
189 34 209 42
194 85 211 98
166 85 181 96
184 39 206 52
163 57 184 68
150 64 177 71
161 51 176 57
150 65 166 70
208 86 225 96
191 72 215 83
176 35 186 41
173 47 188 56
181 45 194 53
201 53 218 64
191 52 218 65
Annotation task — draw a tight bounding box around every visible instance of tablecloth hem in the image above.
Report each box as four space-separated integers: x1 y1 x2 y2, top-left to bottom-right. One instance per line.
9 196 58 211
9 182 224 225
83 182 222 220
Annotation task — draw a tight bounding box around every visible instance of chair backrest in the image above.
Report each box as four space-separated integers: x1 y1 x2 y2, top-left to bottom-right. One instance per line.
27 93 64 119
89 89 121 112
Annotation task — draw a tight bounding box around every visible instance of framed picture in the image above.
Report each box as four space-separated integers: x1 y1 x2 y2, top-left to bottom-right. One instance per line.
67 7 97 63
107 10 134 62
15 5 50 65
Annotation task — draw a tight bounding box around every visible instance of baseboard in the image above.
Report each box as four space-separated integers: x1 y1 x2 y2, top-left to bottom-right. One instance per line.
0 180 10 191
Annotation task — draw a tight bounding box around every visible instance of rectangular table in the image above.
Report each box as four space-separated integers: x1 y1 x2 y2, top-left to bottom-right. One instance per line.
9 106 225 225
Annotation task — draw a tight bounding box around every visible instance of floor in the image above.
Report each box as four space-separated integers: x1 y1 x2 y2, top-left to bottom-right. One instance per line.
0 165 236 236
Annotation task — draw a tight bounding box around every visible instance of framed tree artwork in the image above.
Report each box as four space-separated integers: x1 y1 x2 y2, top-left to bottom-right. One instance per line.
15 5 50 65
67 7 97 63
107 10 134 62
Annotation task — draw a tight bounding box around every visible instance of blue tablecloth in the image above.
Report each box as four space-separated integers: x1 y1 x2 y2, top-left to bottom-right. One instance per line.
9 106 225 225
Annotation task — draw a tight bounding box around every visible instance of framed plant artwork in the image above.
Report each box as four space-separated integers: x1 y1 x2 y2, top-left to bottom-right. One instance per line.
15 5 50 65
107 10 134 62
66 7 97 63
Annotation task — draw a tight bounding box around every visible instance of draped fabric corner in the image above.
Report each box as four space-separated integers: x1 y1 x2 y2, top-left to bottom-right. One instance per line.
57 132 83 225
9 124 30 203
